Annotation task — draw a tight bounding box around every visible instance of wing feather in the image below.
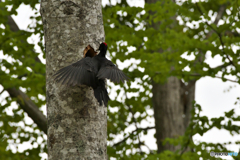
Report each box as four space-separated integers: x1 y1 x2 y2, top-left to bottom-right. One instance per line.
97 59 129 83
54 66 72 82
60 67 76 85
53 57 97 86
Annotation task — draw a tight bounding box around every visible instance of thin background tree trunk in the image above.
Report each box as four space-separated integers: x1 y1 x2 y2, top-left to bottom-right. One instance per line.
40 0 107 159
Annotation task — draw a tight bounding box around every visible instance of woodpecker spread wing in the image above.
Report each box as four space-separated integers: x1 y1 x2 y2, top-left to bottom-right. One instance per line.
54 57 98 87
97 59 129 83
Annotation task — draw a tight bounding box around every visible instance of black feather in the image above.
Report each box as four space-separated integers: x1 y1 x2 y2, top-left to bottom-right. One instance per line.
53 42 128 107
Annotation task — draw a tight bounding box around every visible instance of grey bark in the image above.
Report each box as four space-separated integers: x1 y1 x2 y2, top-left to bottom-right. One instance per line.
181 80 196 129
152 78 195 152
40 0 107 159
145 0 195 153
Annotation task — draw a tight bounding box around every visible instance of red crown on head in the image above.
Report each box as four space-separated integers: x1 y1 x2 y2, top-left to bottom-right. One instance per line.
103 42 107 46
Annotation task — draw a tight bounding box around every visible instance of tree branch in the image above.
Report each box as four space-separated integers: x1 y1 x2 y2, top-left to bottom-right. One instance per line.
3 14 47 134
205 4 227 38
214 76 238 83
112 126 155 147
212 63 231 70
7 15 43 64
224 30 240 37
7 15 20 32
213 4 227 25
127 104 143 154
190 74 239 83
195 3 235 67
6 88 47 134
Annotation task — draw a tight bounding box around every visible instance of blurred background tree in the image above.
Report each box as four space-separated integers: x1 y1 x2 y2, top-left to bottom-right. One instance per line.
0 0 239 159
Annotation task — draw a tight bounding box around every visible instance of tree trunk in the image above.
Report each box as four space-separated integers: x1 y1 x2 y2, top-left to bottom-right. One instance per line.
152 78 195 152
40 0 107 159
152 77 183 152
145 0 196 153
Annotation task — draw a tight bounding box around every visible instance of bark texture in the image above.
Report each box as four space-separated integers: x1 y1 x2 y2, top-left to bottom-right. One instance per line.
152 78 195 152
40 0 107 159
145 0 196 153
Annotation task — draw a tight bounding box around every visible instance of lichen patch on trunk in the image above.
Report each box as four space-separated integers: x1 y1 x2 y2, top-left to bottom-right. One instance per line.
41 0 107 159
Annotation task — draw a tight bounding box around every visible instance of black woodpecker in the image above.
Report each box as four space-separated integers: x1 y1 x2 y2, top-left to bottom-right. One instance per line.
54 42 129 106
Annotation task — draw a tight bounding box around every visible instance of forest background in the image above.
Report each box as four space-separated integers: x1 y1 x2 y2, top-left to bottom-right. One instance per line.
0 0 240 159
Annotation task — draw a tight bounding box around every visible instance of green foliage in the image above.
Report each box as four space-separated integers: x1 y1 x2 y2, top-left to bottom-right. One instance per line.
0 0 240 159
155 102 240 160
103 0 240 159
0 0 46 159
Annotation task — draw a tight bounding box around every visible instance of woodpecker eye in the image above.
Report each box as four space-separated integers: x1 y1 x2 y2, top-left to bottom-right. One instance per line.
103 42 107 46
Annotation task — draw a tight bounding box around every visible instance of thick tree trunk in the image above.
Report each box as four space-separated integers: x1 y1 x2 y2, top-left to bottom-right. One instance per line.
152 77 184 152
152 78 195 152
145 0 196 153
182 80 196 130
40 0 107 159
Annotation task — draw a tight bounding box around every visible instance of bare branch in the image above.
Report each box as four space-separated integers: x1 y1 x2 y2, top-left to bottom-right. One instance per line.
3 15 47 134
142 143 155 154
7 15 43 64
195 3 236 67
213 5 227 25
127 104 143 154
7 15 20 32
6 87 47 134
204 4 227 38
224 30 240 37
215 76 239 83
212 63 231 70
112 126 155 147
190 74 239 83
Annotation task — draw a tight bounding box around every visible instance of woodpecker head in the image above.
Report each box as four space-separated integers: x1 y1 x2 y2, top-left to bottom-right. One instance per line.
98 42 108 52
